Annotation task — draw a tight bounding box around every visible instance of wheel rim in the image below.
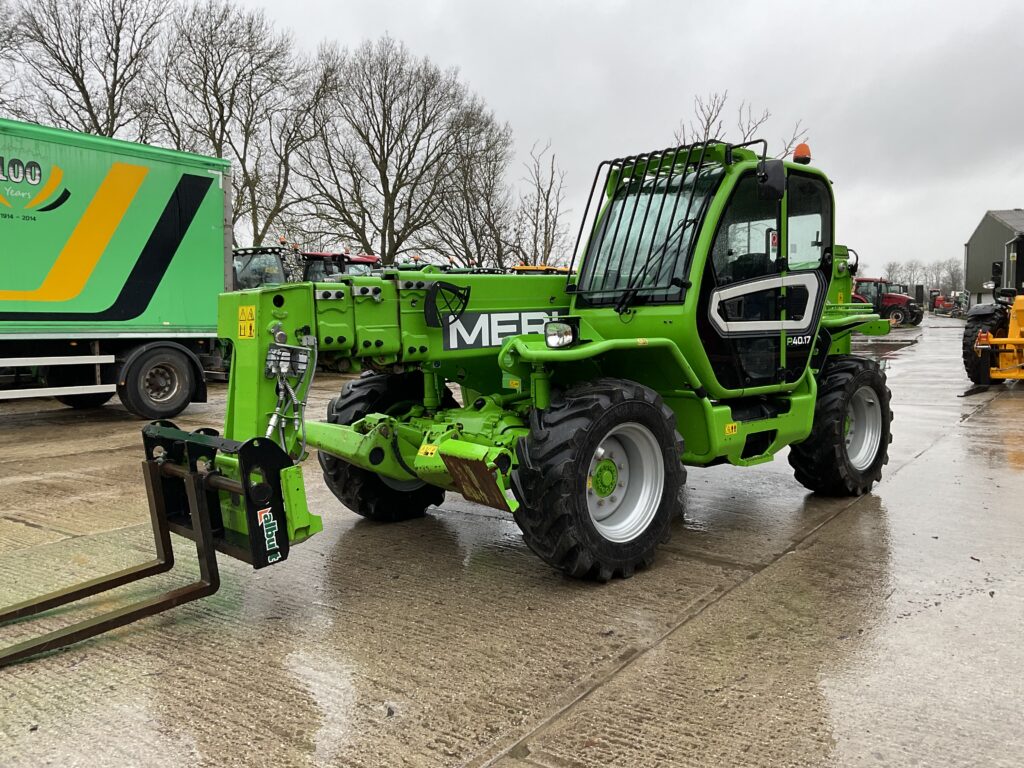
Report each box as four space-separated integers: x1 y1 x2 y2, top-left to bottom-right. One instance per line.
143 363 181 403
380 475 425 492
890 309 906 324
586 422 665 543
845 385 883 472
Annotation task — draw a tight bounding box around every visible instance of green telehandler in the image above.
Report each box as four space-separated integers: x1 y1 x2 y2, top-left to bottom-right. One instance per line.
0 139 892 665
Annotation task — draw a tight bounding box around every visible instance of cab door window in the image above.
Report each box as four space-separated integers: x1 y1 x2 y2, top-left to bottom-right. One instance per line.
711 176 779 286
786 174 832 270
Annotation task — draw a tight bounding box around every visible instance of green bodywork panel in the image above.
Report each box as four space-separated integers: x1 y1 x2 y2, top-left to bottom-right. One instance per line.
0 118 228 335
208 145 887 528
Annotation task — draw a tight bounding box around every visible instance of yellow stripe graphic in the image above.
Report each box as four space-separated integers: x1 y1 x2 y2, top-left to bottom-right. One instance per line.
0 193 10 208
25 165 64 210
0 163 147 303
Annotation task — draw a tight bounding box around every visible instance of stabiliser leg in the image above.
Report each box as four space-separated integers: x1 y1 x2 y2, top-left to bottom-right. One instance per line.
0 461 220 668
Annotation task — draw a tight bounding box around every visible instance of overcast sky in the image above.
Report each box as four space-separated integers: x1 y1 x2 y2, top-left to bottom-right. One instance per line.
243 0 1024 271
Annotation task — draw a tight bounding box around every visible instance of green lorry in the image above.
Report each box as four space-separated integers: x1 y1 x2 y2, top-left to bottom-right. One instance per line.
0 118 232 418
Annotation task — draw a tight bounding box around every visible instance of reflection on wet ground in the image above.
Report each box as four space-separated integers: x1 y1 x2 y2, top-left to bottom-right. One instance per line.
1 315 1022 767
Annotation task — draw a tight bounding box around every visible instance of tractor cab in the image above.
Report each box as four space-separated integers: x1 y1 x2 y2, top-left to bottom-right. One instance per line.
299 251 382 281
232 247 287 290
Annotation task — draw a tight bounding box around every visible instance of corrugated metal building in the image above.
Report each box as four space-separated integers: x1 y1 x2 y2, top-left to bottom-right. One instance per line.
965 209 1024 302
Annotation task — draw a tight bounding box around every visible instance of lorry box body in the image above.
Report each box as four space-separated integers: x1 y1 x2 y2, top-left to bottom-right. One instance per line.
0 118 232 417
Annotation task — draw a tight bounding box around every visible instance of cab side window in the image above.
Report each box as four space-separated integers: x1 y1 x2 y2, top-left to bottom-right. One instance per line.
786 175 832 270
710 173 779 284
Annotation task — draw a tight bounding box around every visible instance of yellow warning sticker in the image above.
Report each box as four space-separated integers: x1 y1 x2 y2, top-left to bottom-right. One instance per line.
237 305 256 339
637 338 649 346
725 422 739 436
418 444 438 457
837 292 845 304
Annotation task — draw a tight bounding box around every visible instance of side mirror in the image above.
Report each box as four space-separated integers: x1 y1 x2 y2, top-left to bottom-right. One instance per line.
756 159 785 201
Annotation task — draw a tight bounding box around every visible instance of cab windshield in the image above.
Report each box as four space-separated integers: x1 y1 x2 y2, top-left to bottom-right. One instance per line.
576 166 722 306
234 252 284 289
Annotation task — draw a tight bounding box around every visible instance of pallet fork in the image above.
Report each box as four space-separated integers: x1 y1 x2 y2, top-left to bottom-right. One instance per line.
0 424 304 667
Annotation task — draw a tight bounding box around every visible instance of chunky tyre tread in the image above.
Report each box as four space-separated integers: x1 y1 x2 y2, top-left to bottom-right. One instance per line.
319 373 450 522
788 355 892 496
962 316 1004 385
511 378 685 581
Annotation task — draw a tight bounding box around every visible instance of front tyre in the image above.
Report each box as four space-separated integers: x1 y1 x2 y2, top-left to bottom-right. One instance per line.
962 315 1004 385
511 378 685 581
789 355 892 496
55 393 114 409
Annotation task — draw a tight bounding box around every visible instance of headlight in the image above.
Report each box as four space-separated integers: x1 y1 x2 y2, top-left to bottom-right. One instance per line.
983 281 996 290
545 321 577 348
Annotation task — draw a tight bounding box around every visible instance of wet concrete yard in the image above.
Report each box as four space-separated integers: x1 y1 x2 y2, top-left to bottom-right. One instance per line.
1 315 1022 767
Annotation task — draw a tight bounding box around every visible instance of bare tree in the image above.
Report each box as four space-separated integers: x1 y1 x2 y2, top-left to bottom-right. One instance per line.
13 0 163 136
143 0 327 245
923 259 944 291
882 261 906 283
735 99 770 142
903 259 924 287
427 106 518 268
943 257 965 293
777 119 809 159
673 92 728 145
674 91 807 158
299 37 478 265
0 0 17 110
516 141 569 267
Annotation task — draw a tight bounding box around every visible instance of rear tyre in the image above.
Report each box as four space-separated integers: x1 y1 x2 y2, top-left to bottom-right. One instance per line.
511 378 685 581
55 393 114 409
319 373 455 522
117 347 194 419
910 308 924 325
962 315 1004 385
789 355 892 496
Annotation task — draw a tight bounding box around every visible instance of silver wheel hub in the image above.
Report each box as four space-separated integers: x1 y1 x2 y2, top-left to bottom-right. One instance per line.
845 385 883 472
586 422 665 543
144 363 181 404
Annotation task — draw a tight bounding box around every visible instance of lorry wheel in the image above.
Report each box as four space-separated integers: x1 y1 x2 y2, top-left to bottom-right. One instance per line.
511 378 685 581
886 307 907 326
319 373 455 522
962 316 1004 385
117 347 194 419
55 393 114 409
789 355 892 496
44 366 114 409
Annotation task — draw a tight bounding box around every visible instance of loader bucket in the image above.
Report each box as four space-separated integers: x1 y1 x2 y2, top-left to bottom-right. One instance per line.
0 422 316 667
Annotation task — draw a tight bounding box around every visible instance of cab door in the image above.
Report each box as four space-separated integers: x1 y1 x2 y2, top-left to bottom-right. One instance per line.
695 169 832 392
779 171 833 377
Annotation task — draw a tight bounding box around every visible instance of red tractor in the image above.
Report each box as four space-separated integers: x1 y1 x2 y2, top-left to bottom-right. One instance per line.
300 251 382 280
853 277 923 326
